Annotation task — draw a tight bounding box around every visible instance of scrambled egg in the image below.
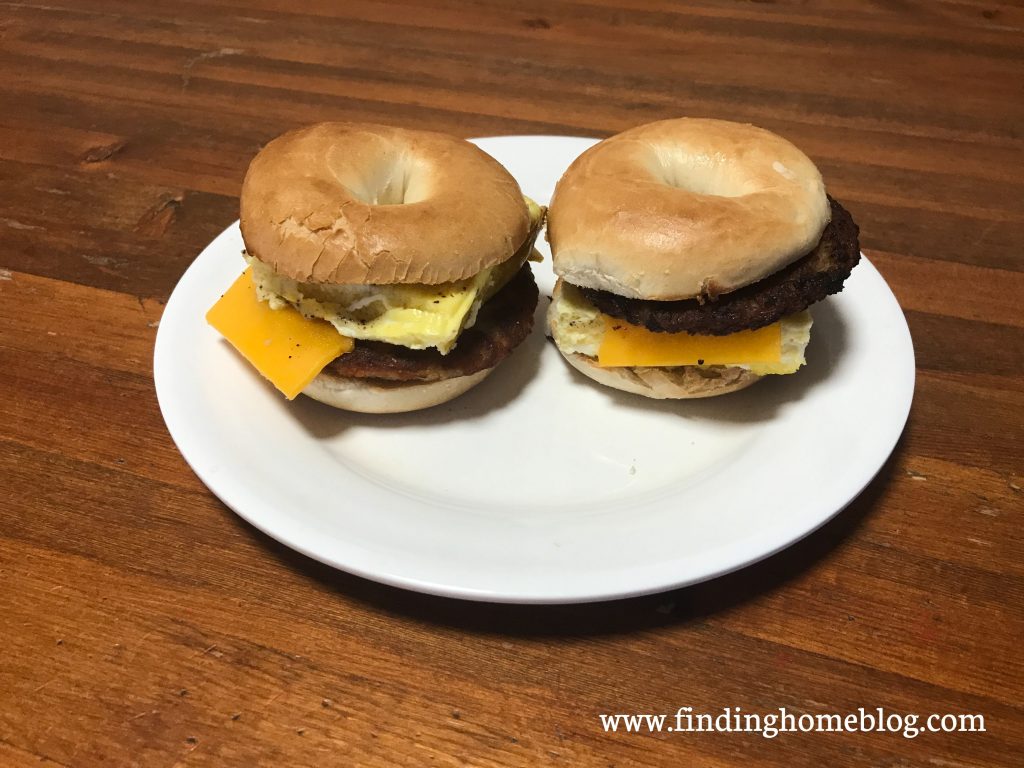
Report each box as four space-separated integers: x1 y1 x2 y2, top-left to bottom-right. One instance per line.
250 198 543 354
549 282 812 375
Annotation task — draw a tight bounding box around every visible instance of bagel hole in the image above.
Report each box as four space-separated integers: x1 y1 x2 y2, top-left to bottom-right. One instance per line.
348 153 430 206
649 147 747 198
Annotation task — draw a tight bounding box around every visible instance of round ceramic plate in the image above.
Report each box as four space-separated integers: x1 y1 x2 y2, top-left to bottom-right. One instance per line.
154 135 914 604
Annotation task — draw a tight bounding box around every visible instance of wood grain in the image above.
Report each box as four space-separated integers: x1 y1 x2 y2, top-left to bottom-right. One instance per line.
1 1 1022 766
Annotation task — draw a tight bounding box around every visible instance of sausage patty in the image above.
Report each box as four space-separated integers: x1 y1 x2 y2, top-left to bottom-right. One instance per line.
324 264 538 382
579 197 860 336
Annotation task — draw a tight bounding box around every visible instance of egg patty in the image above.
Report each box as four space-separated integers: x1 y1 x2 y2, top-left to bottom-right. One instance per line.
323 264 538 382
248 198 544 354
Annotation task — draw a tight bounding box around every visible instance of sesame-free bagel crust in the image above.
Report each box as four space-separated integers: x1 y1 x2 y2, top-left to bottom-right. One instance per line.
241 123 530 285
560 351 761 400
547 118 831 300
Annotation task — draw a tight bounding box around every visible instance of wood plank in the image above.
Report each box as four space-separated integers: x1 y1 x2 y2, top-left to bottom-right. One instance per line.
3 539 1021 768
907 310 1024 379
2 1 1022 765
869 251 1024 329
905 374 1024 476
0 158 237 296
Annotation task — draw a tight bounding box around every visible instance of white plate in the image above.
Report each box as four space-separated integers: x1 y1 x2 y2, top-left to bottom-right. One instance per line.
154 136 914 604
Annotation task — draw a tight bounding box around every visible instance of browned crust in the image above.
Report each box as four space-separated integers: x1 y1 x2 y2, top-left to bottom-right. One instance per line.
323 265 538 382
579 197 860 336
547 118 831 299
240 122 530 285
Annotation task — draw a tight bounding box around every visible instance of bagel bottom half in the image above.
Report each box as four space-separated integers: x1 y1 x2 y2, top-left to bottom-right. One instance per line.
303 368 493 414
557 350 760 400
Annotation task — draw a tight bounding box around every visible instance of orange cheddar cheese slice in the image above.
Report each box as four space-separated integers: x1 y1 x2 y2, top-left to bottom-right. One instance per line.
206 269 353 399
597 317 781 368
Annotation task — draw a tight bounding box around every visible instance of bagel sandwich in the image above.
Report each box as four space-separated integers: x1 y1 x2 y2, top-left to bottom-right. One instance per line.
207 123 545 413
546 118 860 399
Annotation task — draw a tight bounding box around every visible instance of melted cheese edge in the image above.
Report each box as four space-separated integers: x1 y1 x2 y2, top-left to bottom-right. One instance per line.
206 269 353 399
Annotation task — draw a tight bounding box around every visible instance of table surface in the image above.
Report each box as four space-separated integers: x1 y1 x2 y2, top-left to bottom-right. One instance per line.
2 1 1022 766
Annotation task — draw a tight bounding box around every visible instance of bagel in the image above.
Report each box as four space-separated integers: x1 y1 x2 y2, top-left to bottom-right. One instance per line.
546 118 860 400
303 368 493 414
207 122 545 413
559 349 761 400
241 122 530 285
548 118 830 300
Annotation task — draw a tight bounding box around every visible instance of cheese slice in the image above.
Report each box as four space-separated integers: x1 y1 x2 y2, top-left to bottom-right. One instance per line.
206 269 353 399
598 317 782 368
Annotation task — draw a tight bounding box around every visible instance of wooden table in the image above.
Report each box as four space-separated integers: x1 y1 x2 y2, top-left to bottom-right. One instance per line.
2 2 1022 765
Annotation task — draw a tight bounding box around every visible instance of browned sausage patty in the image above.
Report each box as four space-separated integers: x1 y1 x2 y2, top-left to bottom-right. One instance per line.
578 197 860 336
323 264 538 382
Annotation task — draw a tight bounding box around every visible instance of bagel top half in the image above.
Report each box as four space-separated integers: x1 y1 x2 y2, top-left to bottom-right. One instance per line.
241 122 531 285
547 118 831 301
